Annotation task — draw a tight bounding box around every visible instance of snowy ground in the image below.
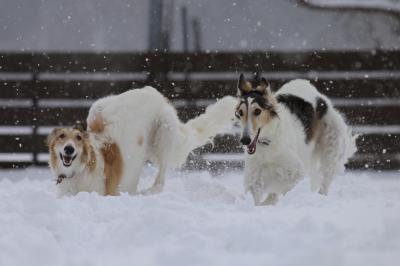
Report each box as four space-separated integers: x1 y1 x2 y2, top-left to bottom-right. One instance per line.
0 167 399 266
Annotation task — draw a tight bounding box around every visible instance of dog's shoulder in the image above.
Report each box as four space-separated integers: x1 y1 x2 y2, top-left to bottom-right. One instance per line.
276 93 315 142
274 79 330 143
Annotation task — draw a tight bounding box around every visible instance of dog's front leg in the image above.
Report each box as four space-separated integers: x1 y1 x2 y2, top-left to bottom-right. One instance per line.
248 179 265 206
260 193 279 205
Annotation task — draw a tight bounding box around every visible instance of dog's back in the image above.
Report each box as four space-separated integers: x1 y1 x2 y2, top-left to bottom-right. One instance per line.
87 87 236 195
86 87 175 194
276 79 330 120
276 79 357 194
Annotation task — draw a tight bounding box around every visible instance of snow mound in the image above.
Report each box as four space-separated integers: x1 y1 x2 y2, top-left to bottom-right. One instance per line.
0 168 399 266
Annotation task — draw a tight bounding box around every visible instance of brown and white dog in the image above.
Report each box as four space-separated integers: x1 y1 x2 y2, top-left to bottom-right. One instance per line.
234 75 357 205
47 127 123 196
48 86 236 197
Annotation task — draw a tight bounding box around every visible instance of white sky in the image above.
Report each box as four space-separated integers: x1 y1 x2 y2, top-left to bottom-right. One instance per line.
0 0 399 51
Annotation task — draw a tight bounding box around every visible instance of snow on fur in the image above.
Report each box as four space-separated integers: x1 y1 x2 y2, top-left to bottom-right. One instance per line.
0 168 399 266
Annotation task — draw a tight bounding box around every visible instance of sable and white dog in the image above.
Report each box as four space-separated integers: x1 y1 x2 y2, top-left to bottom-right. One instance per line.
47 86 236 197
234 74 357 205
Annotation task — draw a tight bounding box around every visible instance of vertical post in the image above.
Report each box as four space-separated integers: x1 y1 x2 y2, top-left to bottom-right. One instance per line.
181 6 189 52
180 5 190 87
147 0 174 88
31 54 39 165
147 0 163 88
192 18 202 52
161 0 174 52
148 0 173 52
148 0 163 51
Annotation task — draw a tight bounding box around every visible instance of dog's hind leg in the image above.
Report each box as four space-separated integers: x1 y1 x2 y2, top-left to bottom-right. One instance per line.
315 112 357 195
142 131 173 195
309 154 323 193
317 137 345 195
142 117 176 195
119 157 145 195
315 129 340 195
102 142 123 196
142 165 166 195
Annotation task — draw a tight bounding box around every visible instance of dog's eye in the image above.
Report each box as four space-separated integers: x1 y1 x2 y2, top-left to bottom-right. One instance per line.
59 134 65 139
254 109 262 116
235 110 243 119
76 135 82 141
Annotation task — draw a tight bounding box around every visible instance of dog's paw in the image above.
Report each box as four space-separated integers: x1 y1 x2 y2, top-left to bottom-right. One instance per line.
260 193 279 206
141 185 163 196
318 187 329 196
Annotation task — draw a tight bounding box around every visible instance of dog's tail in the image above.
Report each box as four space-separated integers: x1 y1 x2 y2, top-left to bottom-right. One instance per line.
185 96 237 147
172 96 236 166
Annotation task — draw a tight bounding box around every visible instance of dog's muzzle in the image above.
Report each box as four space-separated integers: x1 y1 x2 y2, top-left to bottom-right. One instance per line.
59 153 77 167
245 128 261 155
240 136 251 146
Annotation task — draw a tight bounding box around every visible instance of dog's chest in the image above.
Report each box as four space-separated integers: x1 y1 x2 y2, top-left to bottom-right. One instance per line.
58 170 105 196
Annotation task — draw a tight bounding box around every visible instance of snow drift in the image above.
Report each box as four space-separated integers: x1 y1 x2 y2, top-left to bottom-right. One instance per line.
0 168 399 266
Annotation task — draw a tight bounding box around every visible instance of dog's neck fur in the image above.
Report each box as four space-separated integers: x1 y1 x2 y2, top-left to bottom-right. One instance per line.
248 103 310 162
257 114 280 147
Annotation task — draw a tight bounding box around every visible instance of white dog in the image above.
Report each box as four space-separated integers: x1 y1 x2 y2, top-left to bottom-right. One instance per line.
47 86 236 197
234 75 357 205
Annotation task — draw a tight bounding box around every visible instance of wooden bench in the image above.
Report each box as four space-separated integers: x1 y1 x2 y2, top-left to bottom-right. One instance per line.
0 51 399 170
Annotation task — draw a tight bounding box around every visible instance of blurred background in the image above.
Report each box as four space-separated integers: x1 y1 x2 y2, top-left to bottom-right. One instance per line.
1 0 400 51
0 0 399 171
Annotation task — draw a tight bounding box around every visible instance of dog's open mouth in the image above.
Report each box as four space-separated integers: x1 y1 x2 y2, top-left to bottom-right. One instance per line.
246 128 261 155
59 153 77 167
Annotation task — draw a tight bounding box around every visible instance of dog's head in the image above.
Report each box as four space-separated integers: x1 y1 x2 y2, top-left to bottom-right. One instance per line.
235 74 278 155
47 127 90 175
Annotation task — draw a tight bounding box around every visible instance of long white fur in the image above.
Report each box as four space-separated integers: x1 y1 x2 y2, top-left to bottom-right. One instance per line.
58 86 236 196
243 79 357 205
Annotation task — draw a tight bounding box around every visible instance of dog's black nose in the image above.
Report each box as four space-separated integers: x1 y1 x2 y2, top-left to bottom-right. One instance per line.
64 145 75 155
240 136 251 145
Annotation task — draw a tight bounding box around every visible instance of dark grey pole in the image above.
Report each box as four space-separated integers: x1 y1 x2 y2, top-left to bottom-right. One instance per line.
148 0 163 51
192 18 202 52
181 6 189 52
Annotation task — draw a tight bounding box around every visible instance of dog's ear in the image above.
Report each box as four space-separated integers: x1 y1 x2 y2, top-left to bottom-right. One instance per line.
73 121 86 132
237 73 252 96
82 131 90 139
74 122 90 141
46 128 62 147
255 77 271 96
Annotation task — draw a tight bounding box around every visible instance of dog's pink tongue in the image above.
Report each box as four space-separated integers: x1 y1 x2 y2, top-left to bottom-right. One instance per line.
246 129 260 155
247 142 256 154
64 156 72 164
